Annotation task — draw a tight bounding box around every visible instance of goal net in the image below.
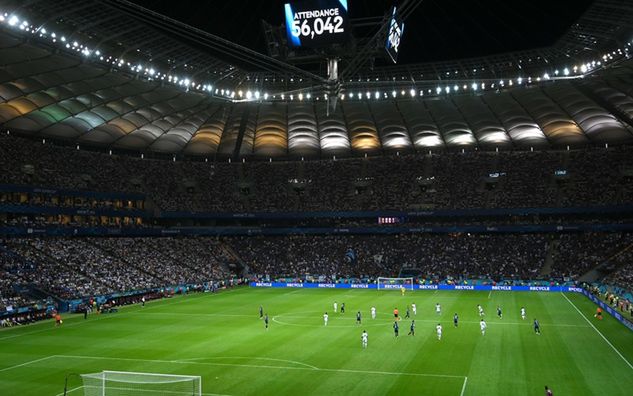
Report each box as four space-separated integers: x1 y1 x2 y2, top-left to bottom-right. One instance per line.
377 277 414 290
79 371 201 396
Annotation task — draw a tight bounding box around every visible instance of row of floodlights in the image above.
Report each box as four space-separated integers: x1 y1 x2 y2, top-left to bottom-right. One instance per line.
0 12 631 103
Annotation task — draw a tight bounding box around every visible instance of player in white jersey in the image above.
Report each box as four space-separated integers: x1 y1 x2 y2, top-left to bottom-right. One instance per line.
371 306 376 319
435 303 441 315
480 319 487 335
478 304 485 317
323 312 329 326
436 323 443 340
361 330 368 348
412 303 417 316
333 301 338 313
520 307 526 320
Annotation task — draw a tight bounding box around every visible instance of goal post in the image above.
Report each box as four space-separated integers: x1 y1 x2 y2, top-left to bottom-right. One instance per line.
377 277 415 290
79 371 202 396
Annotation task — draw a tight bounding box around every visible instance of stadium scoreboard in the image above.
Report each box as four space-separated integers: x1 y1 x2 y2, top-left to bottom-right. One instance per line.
385 6 404 63
284 0 351 48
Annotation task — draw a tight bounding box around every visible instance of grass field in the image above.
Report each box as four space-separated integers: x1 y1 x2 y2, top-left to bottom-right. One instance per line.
1 287 632 395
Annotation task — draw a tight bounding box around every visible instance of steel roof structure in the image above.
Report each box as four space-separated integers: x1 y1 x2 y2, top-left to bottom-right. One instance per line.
0 0 631 158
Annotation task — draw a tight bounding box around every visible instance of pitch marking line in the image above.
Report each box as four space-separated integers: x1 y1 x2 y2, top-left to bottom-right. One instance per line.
54 354 467 380
0 355 57 373
460 376 468 396
54 385 83 396
561 293 633 371
179 357 319 370
139 311 589 328
268 314 588 328
55 385 230 396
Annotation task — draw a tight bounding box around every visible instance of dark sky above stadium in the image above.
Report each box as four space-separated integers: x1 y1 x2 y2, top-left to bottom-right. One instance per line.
130 0 592 64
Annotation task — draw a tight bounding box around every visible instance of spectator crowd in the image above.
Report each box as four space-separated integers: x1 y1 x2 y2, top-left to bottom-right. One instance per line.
2 232 633 314
2 134 633 214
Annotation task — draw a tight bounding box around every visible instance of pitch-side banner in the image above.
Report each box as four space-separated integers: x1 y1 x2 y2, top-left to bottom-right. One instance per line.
250 282 583 292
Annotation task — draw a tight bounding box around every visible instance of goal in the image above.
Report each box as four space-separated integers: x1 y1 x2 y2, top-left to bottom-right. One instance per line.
377 277 414 290
79 371 202 396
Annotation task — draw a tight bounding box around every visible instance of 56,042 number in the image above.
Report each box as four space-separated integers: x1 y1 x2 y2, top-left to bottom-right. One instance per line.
290 16 345 39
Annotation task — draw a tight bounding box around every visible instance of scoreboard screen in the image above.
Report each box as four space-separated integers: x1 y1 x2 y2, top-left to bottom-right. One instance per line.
385 6 404 63
284 0 351 48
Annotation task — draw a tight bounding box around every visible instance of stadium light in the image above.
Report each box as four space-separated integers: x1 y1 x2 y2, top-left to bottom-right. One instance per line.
8 15 18 26
409 89 415 97
471 83 478 91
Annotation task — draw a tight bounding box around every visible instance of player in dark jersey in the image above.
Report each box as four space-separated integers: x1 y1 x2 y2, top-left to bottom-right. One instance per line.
259 305 263 319
453 313 459 327
408 320 415 336
497 306 503 319
341 303 345 314
405 306 410 319
264 314 269 330
393 321 399 337
533 318 541 335
356 311 362 325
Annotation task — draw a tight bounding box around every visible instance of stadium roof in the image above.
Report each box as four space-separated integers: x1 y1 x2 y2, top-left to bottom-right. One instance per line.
0 0 631 158
2 0 632 89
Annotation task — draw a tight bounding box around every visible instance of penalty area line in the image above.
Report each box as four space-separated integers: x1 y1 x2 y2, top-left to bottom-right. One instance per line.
460 376 468 396
561 292 633 370
0 355 57 373
55 354 466 379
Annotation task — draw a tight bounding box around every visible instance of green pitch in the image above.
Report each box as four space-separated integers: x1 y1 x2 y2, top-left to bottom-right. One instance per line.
1 287 632 395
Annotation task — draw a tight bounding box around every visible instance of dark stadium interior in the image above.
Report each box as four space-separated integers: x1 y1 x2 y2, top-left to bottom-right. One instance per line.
0 0 631 363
